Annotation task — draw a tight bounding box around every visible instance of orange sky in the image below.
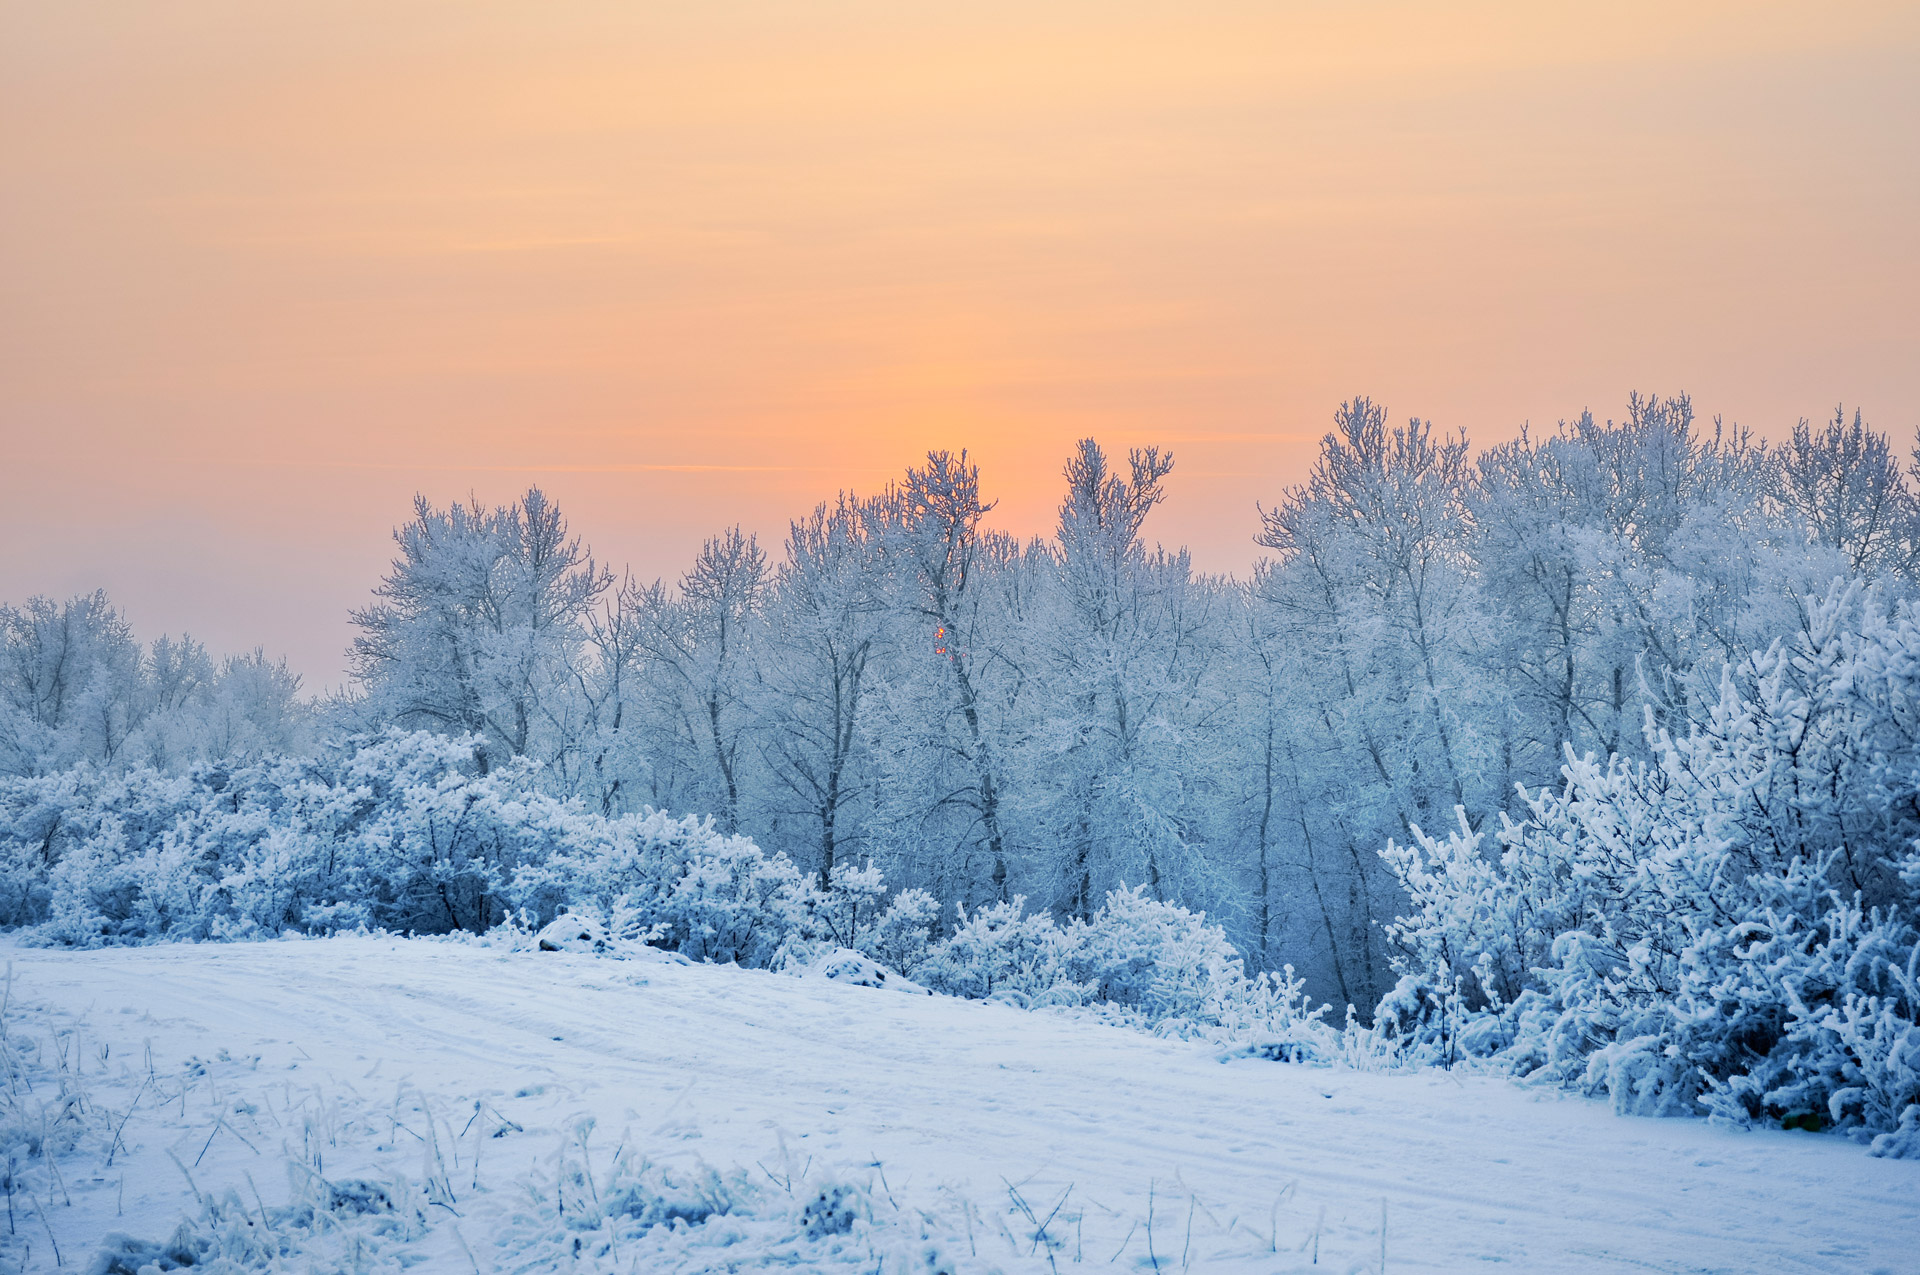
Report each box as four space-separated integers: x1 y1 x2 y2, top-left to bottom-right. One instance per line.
3 1 1917 687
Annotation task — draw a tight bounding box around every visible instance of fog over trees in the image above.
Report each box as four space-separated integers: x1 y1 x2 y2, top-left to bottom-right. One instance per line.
7 394 1915 1014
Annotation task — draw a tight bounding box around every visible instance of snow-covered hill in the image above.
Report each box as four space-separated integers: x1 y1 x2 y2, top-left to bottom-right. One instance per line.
10 937 1917 1273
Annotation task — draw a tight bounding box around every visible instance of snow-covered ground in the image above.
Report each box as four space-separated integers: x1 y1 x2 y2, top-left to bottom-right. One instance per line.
9 937 1917 1273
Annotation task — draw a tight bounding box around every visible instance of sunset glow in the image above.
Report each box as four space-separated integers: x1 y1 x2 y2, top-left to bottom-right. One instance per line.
4 1 1916 682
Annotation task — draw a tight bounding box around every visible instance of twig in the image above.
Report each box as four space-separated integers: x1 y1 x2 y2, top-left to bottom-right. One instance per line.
245 1171 274 1234
195 1115 224 1167
1002 1177 1040 1250
870 1155 897 1209
39 1124 73 1207
24 1182 60 1268
105 1075 151 1167
166 1148 208 1210
1146 1181 1160 1273
1107 1220 1137 1264
1036 1184 1073 1249
450 1221 483 1275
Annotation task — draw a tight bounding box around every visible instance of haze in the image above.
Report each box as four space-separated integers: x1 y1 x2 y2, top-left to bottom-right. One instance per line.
3 1 1916 687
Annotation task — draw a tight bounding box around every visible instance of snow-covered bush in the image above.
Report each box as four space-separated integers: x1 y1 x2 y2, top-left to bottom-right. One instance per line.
1071 885 1246 1022
1 723 1367 1067
917 896 1084 1005
0 770 88 927
0 731 825 959
815 860 888 951
913 886 1282 1031
1209 962 1341 1064
12 733 586 945
511 807 816 967
857 886 941 978
1381 587 1920 1151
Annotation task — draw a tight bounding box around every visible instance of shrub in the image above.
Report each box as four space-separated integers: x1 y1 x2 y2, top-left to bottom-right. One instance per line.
858 887 941 979
1379 589 1920 1151
916 896 1082 1005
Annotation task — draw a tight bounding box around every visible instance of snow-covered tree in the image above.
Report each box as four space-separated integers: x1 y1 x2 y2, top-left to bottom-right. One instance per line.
349 487 609 771
626 528 768 829
873 451 1027 900
758 498 890 889
1777 405 1917 579
1038 438 1208 918
1253 399 1489 1007
0 591 144 775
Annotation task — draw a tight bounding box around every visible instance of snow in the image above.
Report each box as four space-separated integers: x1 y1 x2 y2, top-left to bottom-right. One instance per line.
531 913 692 964
13 936 1919 1273
805 946 933 995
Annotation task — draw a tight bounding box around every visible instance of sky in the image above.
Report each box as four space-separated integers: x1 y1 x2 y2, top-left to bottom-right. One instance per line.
3 1 1917 689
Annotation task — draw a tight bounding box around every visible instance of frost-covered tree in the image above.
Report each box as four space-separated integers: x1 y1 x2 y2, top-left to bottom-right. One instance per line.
0 591 307 780
1776 405 1917 579
758 498 890 889
1038 439 1219 918
1253 400 1489 1007
873 451 1027 900
349 487 609 771
133 648 307 770
626 528 767 830
0 591 145 775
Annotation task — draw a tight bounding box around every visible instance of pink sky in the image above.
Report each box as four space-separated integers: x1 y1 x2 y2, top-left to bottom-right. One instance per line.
3 2 1916 687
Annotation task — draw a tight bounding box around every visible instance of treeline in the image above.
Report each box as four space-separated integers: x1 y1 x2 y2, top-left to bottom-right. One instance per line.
0 591 308 775
5 394 1917 1013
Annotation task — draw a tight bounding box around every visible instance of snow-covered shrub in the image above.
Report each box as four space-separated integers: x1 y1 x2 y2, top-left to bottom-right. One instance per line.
12 732 588 945
1380 587 1920 1149
0 769 91 927
858 886 941 978
1367 972 1481 1069
510 807 817 967
1380 804 1588 1017
652 835 813 966
815 860 888 950
0 731 836 963
1211 963 1341 1064
913 887 1276 1030
916 897 1084 1005
1070 885 1245 1022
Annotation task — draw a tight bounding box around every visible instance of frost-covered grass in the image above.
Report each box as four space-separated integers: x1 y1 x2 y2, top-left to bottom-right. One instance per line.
9 936 1919 1274
0 969 1039 1274
0 940 1338 1275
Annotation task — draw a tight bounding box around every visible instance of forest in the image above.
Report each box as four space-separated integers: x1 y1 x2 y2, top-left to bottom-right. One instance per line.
5 394 1919 1151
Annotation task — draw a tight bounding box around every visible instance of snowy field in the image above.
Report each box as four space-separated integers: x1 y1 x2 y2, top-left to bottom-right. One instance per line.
8 937 1918 1274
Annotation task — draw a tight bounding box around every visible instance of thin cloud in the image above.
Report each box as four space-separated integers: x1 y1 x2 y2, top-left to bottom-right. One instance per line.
221 460 895 475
